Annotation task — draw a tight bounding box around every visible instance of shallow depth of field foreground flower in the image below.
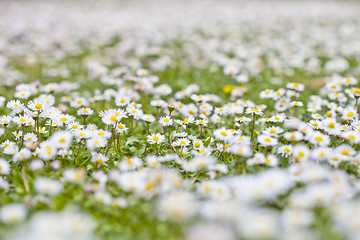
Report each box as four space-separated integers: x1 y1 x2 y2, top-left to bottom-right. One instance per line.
1 0 360 239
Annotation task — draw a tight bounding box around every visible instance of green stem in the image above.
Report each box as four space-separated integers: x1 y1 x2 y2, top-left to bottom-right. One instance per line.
250 113 256 146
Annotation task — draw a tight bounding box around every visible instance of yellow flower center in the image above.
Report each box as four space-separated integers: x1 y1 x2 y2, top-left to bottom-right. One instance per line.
315 136 323 142
341 150 349 156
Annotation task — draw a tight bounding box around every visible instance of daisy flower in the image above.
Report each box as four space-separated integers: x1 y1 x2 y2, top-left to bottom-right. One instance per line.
245 107 263 116
115 95 131 107
118 156 143 171
311 147 332 162
34 178 62 195
49 131 73 150
308 119 322 129
335 144 356 161
307 132 330 146
0 204 27 223
176 138 190 147
0 116 12 126
13 115 34 126
277 145 293 157
235 116 252 124
27 99 49 112
195 118 208 127
70 97 89 108
264 154 278 167
262 126 284 136
91 152 109 165
321 118 341 135
67 121 83 131
115 123 128 134
213 128 233 141
77 107 94 116
142 114 155 123
292 144 310 163
24 133 38 142
159 115 173 127
341 107 358 120
0 159 10 175
63 168 86 184
229 144 252 157
257 135 278 147
284 131 304 142
86 137 107 150
341 131 360 144
286 82 304 91
147 133 165 144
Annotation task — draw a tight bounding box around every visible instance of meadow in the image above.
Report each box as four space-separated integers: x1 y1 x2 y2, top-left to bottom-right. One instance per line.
0 1 360 239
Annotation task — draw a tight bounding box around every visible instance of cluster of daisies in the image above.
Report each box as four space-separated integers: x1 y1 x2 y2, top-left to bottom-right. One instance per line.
1 0 360 239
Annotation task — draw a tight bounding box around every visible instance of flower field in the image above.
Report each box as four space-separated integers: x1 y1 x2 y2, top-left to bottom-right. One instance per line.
1 0 360 239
